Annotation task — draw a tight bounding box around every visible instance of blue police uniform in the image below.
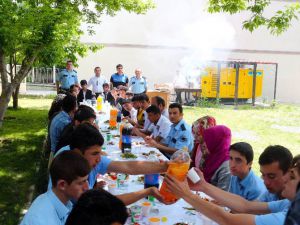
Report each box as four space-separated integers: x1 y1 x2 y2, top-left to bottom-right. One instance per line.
20 189 73 225
163 119 194 158
255 199 291 225
56 69 78 90
229 170 267 201
110 73 129 88
129 76 147 94
48 145 112 190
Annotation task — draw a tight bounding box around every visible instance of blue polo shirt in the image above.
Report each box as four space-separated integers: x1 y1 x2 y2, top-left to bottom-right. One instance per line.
229 170 267 200
255 199 291 225
258 191 280 202
49 111 72 152
48 145 112 189
56 69 78 89
129 76 147 94
163 119 194 158
20 189 73 225
110 73 129 88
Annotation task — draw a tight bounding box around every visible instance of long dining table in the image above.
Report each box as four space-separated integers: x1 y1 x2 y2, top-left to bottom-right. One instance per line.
90 107 218 225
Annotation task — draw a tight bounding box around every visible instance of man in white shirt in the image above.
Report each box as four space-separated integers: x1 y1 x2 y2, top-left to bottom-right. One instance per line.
88 67 107 97
151 96 169 119
133 105 171 143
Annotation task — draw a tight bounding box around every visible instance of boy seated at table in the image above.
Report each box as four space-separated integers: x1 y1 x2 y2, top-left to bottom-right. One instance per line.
229 142 266 200
51 123 169 205
122 99 137 125
133 105 172 143
21 151 91 225
65 189 128 225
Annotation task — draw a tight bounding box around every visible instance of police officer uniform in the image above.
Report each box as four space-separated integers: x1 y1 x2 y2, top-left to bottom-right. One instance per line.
56 69 78 91
110 73 129 88
163 119 194 158
129 76 147 94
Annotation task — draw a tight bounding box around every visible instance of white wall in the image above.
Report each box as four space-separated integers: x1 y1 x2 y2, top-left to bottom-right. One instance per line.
77 0 300 103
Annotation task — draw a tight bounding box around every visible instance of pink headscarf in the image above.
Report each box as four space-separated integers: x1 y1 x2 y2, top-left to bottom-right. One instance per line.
191 116 216 167
201 125 231 183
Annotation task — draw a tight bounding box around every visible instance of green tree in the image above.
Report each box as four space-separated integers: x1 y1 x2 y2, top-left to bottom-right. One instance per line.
0 0 154 127
207 0 300 35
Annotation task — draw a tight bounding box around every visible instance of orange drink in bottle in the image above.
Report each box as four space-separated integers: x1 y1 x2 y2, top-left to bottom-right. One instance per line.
119 123 124 150
159 149 190 203
109 108 118 127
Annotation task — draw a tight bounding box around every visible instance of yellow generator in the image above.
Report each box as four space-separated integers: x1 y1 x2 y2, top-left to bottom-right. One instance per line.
201 67 264 100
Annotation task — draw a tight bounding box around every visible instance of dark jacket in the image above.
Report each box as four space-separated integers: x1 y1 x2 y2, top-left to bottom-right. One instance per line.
77 89 93 103
103 91 116 106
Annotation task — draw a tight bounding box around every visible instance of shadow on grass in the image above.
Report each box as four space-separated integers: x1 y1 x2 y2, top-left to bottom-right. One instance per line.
0 108 49 225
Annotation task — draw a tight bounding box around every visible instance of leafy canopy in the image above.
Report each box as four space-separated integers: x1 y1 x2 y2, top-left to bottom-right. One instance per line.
207 0 300 35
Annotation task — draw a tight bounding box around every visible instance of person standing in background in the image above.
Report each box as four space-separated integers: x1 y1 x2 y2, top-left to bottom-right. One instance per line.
129 68 147 95
110 64 129 89
88 67 107 98
56 60 79 94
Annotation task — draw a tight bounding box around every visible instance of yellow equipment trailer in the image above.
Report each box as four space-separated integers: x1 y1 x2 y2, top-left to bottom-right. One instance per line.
201 67 264 100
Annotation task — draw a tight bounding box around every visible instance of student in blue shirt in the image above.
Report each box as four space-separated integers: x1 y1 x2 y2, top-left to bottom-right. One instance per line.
51 123 170 205
49 94 77 166
21 151 91 225
165 152 300 225
229 142 266 200
145 103 194 158
257 145 293 202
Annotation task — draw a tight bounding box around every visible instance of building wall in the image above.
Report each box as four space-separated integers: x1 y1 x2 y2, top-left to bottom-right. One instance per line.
76 0 300 103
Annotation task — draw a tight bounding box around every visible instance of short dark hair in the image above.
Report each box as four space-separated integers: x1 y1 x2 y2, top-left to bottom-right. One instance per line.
65 189 128 225
74 105 96 122
259 145 293 173
121 99 132 105
102 83 109 88
116 64 123 69
131 95 140 102
230 142 254 164
153 96 165 107
80 80 87 86
139 93 149 102
94 66 101 71
292 155 300 175
70 123 104 153
146 105 161 115
50 151 90 187
62 94 77 113
169 102 183 113
67 60 73 64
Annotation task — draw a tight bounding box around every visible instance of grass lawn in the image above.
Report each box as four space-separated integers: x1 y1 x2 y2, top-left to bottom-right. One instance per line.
0 97 52 225
0 96 299 224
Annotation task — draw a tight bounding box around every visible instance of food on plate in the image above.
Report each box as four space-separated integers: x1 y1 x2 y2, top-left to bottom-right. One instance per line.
107 141 114 145
142 151 162 158
121 153 137 159
182 207 196 211
109 126 117 130
107 173 129 180
104 120 109 124
173 223 188 225
112 134 120 138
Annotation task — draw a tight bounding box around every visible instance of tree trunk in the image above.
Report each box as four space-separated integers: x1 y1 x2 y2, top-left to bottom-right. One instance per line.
12 83 20 109
0 85 14 127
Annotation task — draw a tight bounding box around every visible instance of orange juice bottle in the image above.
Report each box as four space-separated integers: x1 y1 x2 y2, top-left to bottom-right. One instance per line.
159 149 190 203
109 108 118 128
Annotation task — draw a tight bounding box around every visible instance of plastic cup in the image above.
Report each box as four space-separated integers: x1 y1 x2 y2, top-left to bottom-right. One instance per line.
130 205 142 223
141 201 152 217
108 183 117 195
149 217 160 225
187 167 201 183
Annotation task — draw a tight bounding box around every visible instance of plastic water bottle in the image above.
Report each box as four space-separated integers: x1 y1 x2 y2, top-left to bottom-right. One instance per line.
121 121 132 152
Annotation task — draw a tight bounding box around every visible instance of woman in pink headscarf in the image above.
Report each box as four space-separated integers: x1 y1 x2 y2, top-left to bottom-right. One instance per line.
191 116 216 168
200 125 232 191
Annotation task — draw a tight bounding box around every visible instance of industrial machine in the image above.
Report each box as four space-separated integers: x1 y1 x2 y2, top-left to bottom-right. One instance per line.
201 67 264 100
